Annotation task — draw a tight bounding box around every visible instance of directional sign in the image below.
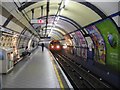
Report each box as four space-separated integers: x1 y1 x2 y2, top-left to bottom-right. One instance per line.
31 19 44 24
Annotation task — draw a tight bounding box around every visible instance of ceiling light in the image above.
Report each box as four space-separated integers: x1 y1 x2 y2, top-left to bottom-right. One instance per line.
53 25 56 28
27 0 32 2
54 21 57 25
64 0 69 6
56 16 60 21
59 9 64 15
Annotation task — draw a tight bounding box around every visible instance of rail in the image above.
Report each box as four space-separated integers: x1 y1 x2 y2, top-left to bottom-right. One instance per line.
52 52 111 89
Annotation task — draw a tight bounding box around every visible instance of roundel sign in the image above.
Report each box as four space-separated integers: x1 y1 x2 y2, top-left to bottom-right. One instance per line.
38 19 44 24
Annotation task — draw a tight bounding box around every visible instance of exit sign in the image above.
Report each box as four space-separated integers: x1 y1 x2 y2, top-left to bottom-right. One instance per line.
31 19 44 24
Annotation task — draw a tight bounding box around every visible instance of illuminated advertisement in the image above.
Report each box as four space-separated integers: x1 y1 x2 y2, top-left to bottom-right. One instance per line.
85 36 94 59
75 31 87 59
70 33 76 46
71 32 78 55
75 31 87 47
0 51 3 60
107 33 117 48
86 25 106 65
73 34 79 46
96 19 120 71
70 33 77 54
0 50 5 60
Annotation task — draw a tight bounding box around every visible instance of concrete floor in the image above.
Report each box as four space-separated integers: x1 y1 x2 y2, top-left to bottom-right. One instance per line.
2 47 60 88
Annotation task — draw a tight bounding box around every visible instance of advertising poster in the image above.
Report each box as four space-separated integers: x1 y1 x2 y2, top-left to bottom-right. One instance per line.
75 31 87 59
85 36 94 60
70 33 76 46
7 53 11 69
73 34 79 47
86 25 106 65
71 33 78 55
0 51 3 60
96 19 120 71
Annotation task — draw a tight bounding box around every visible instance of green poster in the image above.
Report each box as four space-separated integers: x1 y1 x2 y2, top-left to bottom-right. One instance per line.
96 19 120 71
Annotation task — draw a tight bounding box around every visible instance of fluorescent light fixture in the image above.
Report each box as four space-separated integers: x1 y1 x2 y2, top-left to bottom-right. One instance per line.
53 25 56 28
64 0 69 6
85 0 119 2
55 16 60 21
49 28 53 36
60 9 64 15
60 2 64 9
56 16 60 21
27 0 32 2
54 21 57 25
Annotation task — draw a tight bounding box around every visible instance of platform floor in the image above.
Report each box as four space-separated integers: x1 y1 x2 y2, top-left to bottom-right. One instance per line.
2 47 60 88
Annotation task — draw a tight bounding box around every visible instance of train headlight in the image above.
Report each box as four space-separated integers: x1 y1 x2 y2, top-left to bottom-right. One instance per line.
56 45 60 49
51 45 54 48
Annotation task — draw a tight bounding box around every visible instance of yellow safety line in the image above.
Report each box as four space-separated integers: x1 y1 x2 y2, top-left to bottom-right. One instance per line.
50 52 64 90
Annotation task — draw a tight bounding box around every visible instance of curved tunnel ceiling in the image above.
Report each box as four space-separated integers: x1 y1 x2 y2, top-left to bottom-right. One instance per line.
32 15 78 37
24 0 102 26
20 0 104 40
1 0 109 40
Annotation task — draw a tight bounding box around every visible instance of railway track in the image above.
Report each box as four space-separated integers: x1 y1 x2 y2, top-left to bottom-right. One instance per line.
52 53 111 89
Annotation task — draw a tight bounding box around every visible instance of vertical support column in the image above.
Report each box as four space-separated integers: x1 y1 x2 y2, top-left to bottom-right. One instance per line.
40 6 43 37
41 6 43 17
31 9 34 19
45 0 49 37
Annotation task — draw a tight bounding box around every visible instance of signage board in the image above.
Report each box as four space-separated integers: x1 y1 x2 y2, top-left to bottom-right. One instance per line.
31 19 44 24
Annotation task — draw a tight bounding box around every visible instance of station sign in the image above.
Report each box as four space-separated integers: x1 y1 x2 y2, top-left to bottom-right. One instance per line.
40 37 51 42
40 37 51 39
31 19 44 24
